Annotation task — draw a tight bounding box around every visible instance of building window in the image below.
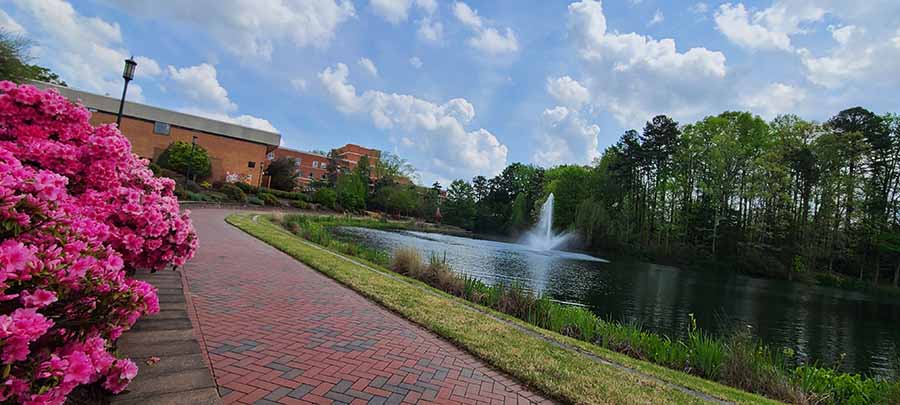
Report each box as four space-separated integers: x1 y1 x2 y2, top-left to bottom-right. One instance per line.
321 174 326 179
153 121 170 135
266 152 275 160
248 161 256 168
321 162 327 169
294 158 302 167
312 161 319 169
309 173 313 178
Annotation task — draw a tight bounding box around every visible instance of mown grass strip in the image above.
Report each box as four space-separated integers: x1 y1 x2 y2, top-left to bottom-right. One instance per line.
227 213 778 405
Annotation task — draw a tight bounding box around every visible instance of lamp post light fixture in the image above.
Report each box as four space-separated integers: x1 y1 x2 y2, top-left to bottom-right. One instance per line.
116 57 138 127
185 136 198 182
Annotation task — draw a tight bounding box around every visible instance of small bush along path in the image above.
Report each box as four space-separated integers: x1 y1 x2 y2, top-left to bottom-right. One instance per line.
183 209 551 404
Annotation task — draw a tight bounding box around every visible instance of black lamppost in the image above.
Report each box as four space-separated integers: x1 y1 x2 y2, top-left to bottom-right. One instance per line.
185 136 198 182
116 57 137 127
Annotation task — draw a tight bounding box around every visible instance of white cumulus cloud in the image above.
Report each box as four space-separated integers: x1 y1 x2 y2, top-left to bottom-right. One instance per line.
112 0 355 61
409 56 423 69
714 3 792 51
533 106 600 167
567 0 728 127
416 17 443 42
167 63 237 112
357 57 378 76
180 108 280 133
740 82 807 118
649 9 664 26
319 63 508 180
453 2 519 55
546 76 590 109
369 0 435 23
291 78 308 91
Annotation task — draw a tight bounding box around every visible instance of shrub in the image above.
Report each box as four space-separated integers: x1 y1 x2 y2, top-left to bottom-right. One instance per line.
157 167 183 182
156 140 211 180
792 366 898 404
247 195 264 205
234 182 258 194
314 188 337 209
0 82 197 402
260 187 307 201
336 174 366 211
220 183 247 203
259 192 281 207
264 157 300 191
291 200 310 209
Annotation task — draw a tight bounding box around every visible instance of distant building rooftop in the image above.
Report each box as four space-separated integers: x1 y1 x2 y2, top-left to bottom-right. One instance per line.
276 147 328 158
29 81 281 147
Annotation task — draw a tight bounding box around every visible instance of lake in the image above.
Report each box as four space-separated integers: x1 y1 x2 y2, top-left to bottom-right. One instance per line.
334 226 900 378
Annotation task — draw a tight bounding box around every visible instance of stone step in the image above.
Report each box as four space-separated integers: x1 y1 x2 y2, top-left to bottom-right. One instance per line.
111 369 215 402
130 318 193 332
159 302 186 311
143 311 189 321
111 387 220 405
134 272 182 281
135 353 208 379
119 329 196 346
153 283 184 290
157 294 186 304
121 339 202 359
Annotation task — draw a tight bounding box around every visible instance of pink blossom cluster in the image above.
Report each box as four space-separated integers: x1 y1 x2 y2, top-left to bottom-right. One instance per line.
0 82 197 404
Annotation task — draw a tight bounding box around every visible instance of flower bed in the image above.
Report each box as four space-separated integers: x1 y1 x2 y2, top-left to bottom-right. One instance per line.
0 82 197 404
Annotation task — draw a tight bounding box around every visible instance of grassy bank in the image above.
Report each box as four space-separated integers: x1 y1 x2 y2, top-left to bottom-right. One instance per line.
227 213 784 404
275 213 900 405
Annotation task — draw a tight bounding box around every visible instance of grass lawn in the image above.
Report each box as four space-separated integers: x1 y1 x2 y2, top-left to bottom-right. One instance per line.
227 213 779 405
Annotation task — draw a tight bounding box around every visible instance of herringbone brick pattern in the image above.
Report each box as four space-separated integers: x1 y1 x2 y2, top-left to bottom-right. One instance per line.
183 210 552 405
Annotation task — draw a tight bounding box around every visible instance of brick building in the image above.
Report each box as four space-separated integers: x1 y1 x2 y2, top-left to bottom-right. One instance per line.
272 144 380 188
271 148 331 186
30 81 281 185
333 143 380 173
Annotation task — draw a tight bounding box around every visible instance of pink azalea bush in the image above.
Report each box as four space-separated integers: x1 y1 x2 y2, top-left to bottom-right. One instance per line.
0 82 197 404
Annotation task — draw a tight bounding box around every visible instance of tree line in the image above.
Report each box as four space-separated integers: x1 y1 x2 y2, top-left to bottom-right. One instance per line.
440 108 900 289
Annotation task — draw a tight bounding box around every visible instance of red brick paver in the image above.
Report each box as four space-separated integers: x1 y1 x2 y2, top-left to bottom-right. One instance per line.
183 209 552 405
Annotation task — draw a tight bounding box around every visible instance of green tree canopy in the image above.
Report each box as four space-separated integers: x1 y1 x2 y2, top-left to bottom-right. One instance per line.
0 30 66 86
157 140 212 181
264 157 300 191
443 180 476 229
336 172 367 211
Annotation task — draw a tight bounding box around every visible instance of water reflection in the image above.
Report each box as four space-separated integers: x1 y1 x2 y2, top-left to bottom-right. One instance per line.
334 227 900 377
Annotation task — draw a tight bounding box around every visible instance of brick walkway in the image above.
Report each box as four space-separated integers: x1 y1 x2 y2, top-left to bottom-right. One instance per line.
182 209 551 405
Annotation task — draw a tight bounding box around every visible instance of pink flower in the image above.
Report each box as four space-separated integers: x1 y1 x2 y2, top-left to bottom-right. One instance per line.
102 359 139 394
0 240 31 274
20 289 58 308
64 351 93 384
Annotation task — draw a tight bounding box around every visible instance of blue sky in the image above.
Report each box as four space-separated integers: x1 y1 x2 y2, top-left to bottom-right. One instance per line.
2 0 899 184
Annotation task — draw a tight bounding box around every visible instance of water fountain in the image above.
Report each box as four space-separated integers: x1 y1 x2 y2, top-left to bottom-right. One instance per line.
522 193 572 251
